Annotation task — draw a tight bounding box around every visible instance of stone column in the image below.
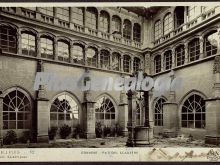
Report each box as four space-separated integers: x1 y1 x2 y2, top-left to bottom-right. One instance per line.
36 60 50 143
144 51 151 75
54 7 58 25
109 14 112 34
54 7 57 17
37 34 41 58
151 59 155 74
17 29 22 55
171 48 175 68
130 56 134 74
118 90 128 136
109 51 112 70
54 39 58 60
120 56 124 72
163 98 178 137
199 36 204 59
69 41 73 63
131 22 134 40
82 91 96 139
143 91 151 127
184 6 188 23
36 7 40 12
36 7 41 20
140 97 145 126
0 93 3 146
121 19 124 37
126 90 137 147
97 9 100 31
97 49 101 68
161 52 164 71
205 55 220 144
148 90 154 128
184 42 188 64
37 96 49 143
84 46 88 66
163 72 178 137
69 7 73 22
217 28 220 54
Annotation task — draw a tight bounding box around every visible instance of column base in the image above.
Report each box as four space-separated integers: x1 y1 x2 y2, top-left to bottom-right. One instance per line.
122 130 128 137
134 126 153 147
85 133 96 139
205 135 220 145
162 129 178 138
126 140 135 147
37 135 49 143
126 126 135 147
0 139 3 147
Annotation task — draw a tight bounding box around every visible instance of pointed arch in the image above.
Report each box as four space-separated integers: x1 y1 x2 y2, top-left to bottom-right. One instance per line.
2 86 33 130
180 90 207 129
20 26 38 36
95 93 118 126
49 91 81 128
39 32 56 40
153 96 167 126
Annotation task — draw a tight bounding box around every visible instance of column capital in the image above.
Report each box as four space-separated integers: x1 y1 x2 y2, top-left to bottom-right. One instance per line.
199 36 204 42
83 90 95 103
184 41 188 47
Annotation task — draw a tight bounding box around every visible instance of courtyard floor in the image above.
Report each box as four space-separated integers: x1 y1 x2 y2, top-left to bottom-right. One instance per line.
2 136 220 148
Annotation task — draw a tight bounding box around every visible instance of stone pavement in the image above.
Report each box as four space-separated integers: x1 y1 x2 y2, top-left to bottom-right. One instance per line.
2 136 220 148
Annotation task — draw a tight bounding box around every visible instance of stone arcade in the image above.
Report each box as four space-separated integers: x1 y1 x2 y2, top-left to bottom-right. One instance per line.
0 6 220 145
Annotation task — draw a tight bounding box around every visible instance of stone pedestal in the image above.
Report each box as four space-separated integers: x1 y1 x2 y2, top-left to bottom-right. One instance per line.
118 91 128 136
205 56 220 145
134 126 153 146
82 102 96 139
205 56 220 144
118 104 128 136
163 102 178 138
126 90 137 147
205 98 220 145
0 95 3 147
37 98 49 143
82 91 96 139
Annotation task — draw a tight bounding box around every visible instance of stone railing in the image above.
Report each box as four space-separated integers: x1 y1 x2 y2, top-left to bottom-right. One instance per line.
21 8 36 19
173 24 184 36
1 7 16 13
87 27 98 37
123 38 132 46
0 7 143 49
41 14 54 24
58 19 70 28
202 7 216 20
112 34 122 43
153 6 220 46
133 41 142 49
100 31 110 40
70 23 85 33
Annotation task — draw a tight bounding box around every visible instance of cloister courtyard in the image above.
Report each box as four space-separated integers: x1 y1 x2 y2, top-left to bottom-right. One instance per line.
2 136 219 148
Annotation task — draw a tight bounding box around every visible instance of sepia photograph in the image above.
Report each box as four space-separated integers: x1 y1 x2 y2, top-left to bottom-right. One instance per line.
0 2 220 162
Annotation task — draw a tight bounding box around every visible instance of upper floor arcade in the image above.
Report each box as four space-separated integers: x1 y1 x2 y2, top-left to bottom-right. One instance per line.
152 6 220 47
0 7 144 50
0 21 143 75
